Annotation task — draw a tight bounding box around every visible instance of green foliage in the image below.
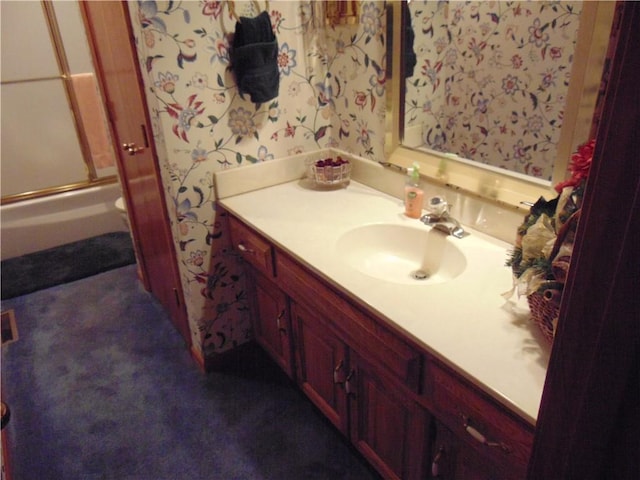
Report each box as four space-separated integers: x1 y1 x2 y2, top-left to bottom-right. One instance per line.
528 256 554 281
505 246 522 270
506 245 554 281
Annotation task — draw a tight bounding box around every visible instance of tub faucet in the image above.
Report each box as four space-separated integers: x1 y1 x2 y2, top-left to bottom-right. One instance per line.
420 196 466 239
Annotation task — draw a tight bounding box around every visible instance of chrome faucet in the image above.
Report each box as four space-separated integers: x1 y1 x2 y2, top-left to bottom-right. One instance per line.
420 196 466 239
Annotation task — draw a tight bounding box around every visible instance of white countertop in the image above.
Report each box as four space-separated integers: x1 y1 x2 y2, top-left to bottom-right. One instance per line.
219 179 550 424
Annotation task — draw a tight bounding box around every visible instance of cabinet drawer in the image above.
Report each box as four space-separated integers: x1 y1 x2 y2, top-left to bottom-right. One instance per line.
277 251 422 393
228 215 275 278
426 362 534 476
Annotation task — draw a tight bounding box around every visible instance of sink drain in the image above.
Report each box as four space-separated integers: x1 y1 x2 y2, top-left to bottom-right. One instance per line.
410 269 430 280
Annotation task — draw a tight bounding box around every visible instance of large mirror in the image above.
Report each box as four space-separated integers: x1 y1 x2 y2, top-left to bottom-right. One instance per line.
386 0 616 208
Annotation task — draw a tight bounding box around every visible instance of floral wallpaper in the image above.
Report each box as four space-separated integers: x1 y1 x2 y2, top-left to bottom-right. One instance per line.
128 1 387 361
405 1 583 180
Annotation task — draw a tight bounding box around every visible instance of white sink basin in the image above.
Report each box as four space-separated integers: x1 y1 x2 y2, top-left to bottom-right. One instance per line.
335 224 467 285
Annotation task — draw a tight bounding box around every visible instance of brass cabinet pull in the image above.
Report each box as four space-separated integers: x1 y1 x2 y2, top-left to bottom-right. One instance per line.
237 243 255 254
462 415 511 453
345 369 356 396
276 309 286 333
431 445 445 477
333 360 345 384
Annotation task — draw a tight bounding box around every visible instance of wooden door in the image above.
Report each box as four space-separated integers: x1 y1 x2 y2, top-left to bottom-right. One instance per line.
349 352 429 480
80 2 190 346
249 269 294 379
292 301 349 434
430 419 504 480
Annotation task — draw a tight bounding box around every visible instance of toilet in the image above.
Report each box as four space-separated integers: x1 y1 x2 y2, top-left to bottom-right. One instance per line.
115 196 143 280
115 196 130 231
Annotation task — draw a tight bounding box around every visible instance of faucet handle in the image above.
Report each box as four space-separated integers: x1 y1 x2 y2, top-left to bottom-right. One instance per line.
428 196 449 216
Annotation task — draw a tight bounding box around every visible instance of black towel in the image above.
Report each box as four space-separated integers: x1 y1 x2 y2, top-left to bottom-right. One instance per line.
232 11 279 103
403 2 417 78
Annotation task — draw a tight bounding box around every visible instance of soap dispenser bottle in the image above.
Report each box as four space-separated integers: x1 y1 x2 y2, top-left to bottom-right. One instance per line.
404 162 424 218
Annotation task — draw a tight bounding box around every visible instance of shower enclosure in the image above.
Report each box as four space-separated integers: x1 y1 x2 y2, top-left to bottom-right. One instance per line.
0 1 122 258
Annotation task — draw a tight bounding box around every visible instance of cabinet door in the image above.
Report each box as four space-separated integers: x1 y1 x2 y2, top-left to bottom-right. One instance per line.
292 301 349 434
250 269 293 379
349 352 429 480
426 363 532 478
430 420 504 480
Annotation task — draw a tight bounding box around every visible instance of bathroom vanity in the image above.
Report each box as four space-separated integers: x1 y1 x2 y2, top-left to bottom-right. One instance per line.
218 173 549 479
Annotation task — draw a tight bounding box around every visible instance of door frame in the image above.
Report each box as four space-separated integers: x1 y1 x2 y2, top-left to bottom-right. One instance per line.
529 2 639 477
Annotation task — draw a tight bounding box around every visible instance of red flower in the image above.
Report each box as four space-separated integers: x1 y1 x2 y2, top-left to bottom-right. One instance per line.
571 139 595 178
202 1 223 19
354 91 367 109
284 122 296 138
166 94 205 142
554 139 595 192
550 47 562 60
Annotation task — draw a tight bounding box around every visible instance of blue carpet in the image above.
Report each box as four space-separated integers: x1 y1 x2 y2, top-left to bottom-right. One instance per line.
1 265 379 480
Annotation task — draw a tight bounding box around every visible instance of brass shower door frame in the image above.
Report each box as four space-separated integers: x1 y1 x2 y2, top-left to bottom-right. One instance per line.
1 0 117 206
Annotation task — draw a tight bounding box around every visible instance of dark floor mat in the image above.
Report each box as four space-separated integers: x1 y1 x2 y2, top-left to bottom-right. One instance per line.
1 231 136 299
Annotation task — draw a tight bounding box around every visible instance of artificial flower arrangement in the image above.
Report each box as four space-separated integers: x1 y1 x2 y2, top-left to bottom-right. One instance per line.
504 139 594 341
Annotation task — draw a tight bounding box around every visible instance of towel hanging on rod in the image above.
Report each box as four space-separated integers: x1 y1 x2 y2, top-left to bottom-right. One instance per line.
230 8 279 104
228 1 270 23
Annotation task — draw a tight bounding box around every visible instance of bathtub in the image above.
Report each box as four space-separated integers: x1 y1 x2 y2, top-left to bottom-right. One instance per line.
1 183 127 260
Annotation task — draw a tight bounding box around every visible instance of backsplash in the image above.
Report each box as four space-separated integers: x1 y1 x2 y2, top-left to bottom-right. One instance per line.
352 157 525 244
215 149 524 244
128 1 387 359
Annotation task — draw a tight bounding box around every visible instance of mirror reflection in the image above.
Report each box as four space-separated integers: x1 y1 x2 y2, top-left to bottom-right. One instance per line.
399 0 613 184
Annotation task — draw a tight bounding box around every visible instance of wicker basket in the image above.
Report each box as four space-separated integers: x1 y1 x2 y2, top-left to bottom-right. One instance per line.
526 210 581 342
527 291 558 342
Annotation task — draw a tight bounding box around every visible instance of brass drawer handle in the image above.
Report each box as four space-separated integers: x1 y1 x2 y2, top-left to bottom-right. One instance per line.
462 416 511 453
237 243 255 254
345 369 356 396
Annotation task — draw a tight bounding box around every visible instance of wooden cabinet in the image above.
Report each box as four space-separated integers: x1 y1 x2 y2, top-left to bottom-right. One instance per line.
423 362 534 479
429 419 504 480
228 215 294 378
276 251 422 394
280 250 427 480
226 211 534 480
349 351 429 480
248 268 294 379
292 301 349 433
291 299 428 480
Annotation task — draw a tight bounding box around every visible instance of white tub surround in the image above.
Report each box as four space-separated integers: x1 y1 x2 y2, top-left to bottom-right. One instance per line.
1 183 125 260
216 158 549 425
